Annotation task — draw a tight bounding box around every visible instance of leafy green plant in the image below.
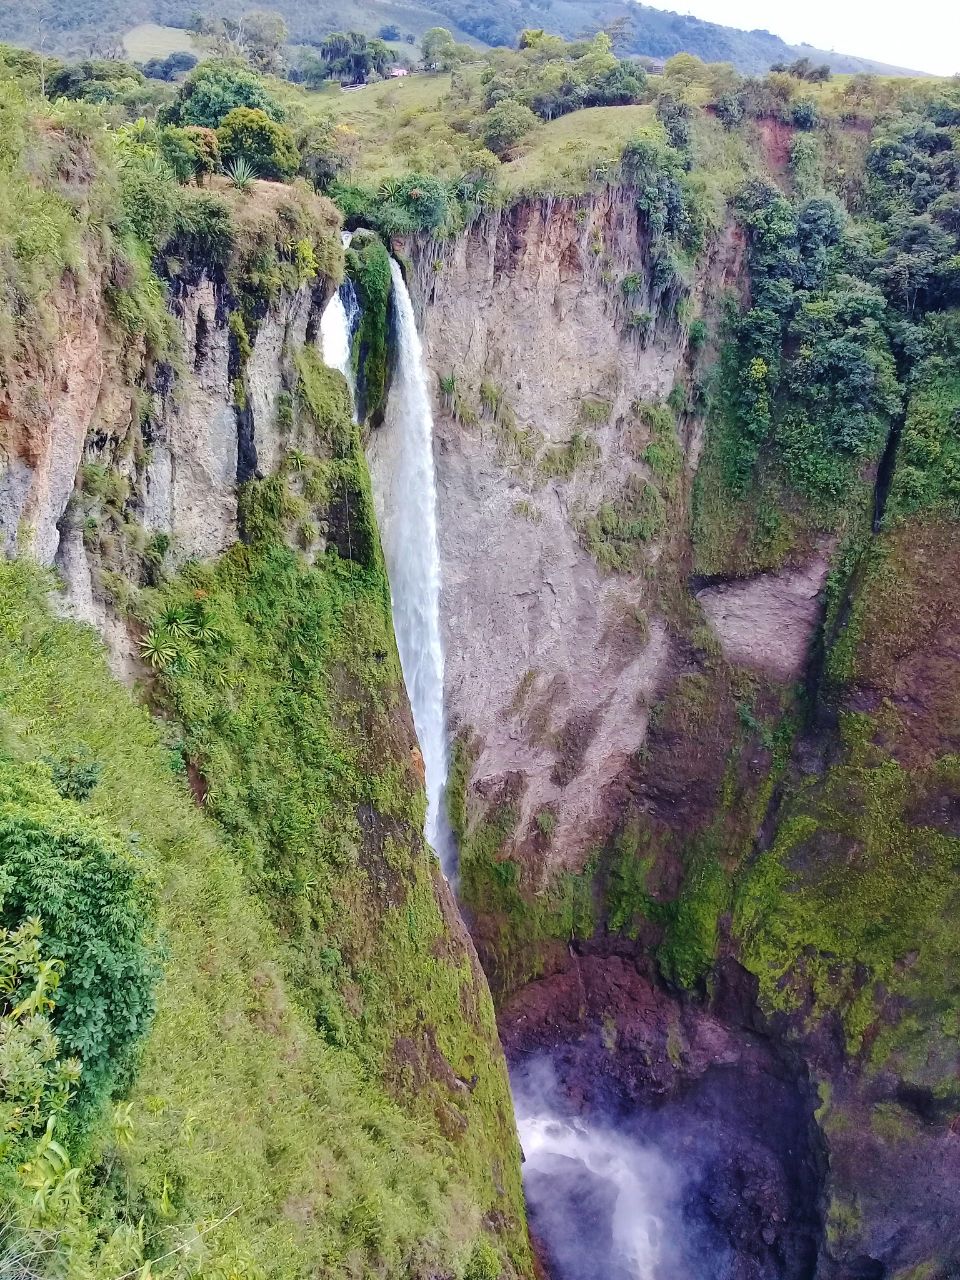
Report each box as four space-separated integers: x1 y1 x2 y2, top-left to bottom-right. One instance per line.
139 626 179 670
0 759 159 1128
217 107 299 182
225 155 256 191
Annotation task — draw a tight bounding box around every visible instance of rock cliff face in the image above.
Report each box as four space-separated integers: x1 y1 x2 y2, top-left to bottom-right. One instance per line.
409 190 825 865
408 190 960 1280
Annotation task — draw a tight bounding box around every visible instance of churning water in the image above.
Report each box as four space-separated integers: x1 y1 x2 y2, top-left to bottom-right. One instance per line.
361 261 456 876
512 1059 692 1280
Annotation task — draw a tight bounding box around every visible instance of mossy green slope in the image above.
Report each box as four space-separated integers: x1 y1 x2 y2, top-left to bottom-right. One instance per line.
0 364 527 1278
736 349 960 1079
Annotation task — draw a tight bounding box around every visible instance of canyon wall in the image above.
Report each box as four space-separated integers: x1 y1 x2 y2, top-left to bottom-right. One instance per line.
411 192 829 870
409 189 960 1280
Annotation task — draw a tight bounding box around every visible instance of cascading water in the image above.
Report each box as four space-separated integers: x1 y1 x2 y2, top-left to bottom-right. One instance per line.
510 1059 693 1280
320 234 360 411
366 260 455 875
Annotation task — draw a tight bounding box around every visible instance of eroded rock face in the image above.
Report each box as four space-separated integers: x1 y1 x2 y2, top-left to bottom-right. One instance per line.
0 271 117 565
408 193 747 868
696 550 832 680
144 276 316 562
0 265 319 577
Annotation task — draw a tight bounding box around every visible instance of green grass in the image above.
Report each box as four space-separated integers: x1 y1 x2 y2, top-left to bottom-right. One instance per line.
122 23 200 61
324 73 459 184
735 513 960 1079
325 83 656 197
500 105 654 195
0 554 528 1277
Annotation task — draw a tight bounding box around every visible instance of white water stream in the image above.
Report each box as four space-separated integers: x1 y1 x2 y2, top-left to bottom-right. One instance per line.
321 258 455 876
369 261 454 874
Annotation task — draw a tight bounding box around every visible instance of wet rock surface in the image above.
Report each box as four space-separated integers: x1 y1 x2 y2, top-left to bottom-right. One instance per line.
502 950 824 1280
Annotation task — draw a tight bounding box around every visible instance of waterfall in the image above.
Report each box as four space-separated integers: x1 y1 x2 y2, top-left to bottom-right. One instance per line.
320 280 360 412
511 1060 690 1280
366 261 455 876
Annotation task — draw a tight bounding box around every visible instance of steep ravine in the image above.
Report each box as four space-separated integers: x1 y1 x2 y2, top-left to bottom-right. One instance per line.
399 187 960 1280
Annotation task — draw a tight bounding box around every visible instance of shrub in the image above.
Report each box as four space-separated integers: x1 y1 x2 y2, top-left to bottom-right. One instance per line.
217 107 300 182
791 98 819 130
0 759 160 1128
481 99 539 157
182 125 221 180
170 190 235 267
163 58 285 129
688 316 708 349
464 1237 502 1280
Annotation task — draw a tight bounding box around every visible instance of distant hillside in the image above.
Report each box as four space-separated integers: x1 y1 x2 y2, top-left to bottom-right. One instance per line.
0 0 929 73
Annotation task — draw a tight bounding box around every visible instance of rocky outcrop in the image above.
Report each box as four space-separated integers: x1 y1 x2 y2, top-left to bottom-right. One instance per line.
0 267 124 565
696 547 832 680
0 260 321 590
142 276 316 561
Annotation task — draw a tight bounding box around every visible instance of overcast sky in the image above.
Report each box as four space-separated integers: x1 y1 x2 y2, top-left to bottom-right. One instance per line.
640 0 960 75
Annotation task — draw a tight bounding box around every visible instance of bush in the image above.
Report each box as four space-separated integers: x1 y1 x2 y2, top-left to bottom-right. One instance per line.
217 107 300 181
163 58 285 129
464 1237 501 1280
482 99 539 157
0 759 160 1128
141 51 198 81
791 98 819 130
170 190 235 267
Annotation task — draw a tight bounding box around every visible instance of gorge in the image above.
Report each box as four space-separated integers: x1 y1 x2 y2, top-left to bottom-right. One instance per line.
0 36 959 1280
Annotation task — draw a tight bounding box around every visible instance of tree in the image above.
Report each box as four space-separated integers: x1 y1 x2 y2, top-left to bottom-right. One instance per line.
378 24 401 41
141 50 198 81
162 58 284 129
243 11 289 75
217 106 300 181
482 99 538 156
0 760 159 1127
298 118 358 188
183 126 222 182
664 51 707 87
583 59 646 107
319 31 390 83
422 27 461 71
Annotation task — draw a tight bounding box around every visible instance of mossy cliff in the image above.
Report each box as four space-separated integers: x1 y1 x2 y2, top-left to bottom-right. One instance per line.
415 85 960 1280
0 74 528 1280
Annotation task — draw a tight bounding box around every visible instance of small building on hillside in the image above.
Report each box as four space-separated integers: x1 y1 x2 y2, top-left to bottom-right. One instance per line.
389 66 409 77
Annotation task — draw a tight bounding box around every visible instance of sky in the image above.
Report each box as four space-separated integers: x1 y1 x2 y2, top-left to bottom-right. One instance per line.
640 0 960 75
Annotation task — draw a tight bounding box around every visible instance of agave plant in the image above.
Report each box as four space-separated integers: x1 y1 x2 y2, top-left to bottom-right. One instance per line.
139 627 179 671
158 604 194 639
183 604 219 645
226 157 257 191
378 178 403 202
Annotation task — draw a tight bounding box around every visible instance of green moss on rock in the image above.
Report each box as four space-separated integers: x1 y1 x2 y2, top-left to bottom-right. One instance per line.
346 231 393 427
